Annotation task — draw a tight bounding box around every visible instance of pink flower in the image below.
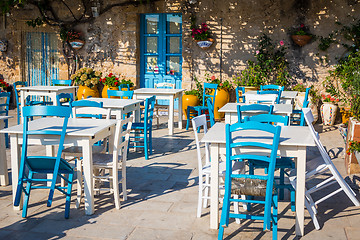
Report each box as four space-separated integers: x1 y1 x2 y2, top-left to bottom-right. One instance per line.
256 50 260 55
211 76 216 81
280 41 284 46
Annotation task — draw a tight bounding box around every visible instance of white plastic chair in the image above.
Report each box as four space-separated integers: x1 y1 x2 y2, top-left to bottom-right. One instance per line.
288 108 360 230
154 82 175 128
92 117 133 209
192 114 244 219
244 93 277 104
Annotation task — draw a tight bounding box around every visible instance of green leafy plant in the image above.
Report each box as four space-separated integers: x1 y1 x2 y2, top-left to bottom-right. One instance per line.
318 34 336 51
292 83 306 92
346 140 360 155
0 79 9 91
190 16 211 41
205 74 233 90
119 79 134 87
185 77 203 102
321 94 339 104
290 24 313 36
71 67 102 88
100 73 120 87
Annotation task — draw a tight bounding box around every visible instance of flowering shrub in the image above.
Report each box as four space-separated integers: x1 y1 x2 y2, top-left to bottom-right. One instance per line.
290 24 312 36
120 79 134 87
184 77 203 101
60 28 83 42
0 79 9 91
292 83 306 92
346 140 360 155
71 67 102 88
206 74 232 90
322 94 339 104
190 16 211 41
100 73 120 87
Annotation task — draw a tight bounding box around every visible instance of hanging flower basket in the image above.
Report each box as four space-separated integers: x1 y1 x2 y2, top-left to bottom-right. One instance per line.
69 39 85 50
291 35 312 47
196 38 214 49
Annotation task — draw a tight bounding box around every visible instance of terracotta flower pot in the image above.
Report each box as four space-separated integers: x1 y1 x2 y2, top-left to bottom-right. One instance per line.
77 85 99 100
291 35 312 47
182 94 200 119
321 102 338 125
213 89 230 120
102 85 119 98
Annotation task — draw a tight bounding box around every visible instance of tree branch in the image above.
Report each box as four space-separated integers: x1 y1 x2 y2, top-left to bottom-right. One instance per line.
60 0 79 21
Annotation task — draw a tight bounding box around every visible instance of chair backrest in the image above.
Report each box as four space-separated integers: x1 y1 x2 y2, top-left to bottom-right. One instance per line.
258 90 282 104
245 113 289 126
13 81 28 107
226 121 281 227
235 86 245 103
206 98 215 127
0 92 11 117
56 93 74 106
260 85 284 91
51 79 72 86
70 100 110 119
112 116 133 165
191 114 210 174
202 82 218 107
237 104 274 123
245 93 277 104
143 96 156 128
119 84 130 91
155 82 175 89
107 90 134 99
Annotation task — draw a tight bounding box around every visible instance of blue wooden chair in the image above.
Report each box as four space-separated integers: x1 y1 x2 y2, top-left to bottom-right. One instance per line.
258 90 282 104
237 104 274 123
0 92 10 148
14 106 74 218
235 86 245 103
51 79 72 86
260 84 284 91
56 93 74 106
107 90 134 99
130 96 156 160
291 87 311 126
244 114 295 208
119 84 130 91
186 83 218 130
206 98 215 127
218 121 281 239
13 81 45 124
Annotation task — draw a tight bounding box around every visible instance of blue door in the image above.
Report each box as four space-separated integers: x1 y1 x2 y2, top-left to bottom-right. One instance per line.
26 32 59 86
140 13 182 106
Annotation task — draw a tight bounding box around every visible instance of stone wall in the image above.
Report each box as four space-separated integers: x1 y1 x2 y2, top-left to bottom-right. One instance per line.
0 0 359 93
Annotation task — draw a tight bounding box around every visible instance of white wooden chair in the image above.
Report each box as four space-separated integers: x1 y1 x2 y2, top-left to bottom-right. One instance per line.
62 100 111 208
288 108 360 230
192 115 244 220
92 117 133 209
154 82 175 127
244 93 277 104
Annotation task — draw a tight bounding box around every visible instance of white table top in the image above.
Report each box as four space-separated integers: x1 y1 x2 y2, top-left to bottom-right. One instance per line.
86 98 143 108
18 86 78 92
218 103 293 114
1 118 117 137
134 88 185 95
201 122 315 147
245 90 298 99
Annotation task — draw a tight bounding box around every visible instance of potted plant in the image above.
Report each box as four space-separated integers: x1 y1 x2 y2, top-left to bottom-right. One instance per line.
206 74 232 120
60 28 85 50
233 61 265 91
290 24 313 47
119 79 135 90
347 140 360 165
320 94 339 125
100 73 121 98
182 77 202 119
71 67 102 99
190 16 214 49
0 79 10 92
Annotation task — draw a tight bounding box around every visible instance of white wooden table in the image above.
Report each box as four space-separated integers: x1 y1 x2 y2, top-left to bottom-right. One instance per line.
245 90 298 104
1 117 116 215
18 86 78 121
201 122 315 236
133 88 184 135
86 98 143 120
219 103 293 124
0 116 12 186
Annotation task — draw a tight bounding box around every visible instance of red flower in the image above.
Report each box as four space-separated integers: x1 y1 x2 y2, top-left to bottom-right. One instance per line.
300 24 305 28
108 73 113 77
114 82 118 86
211 76 216 81
115 78 119 80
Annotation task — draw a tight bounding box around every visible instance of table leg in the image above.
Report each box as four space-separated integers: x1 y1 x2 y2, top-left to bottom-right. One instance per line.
295 147 306 236
20 91 26 123
225 113 231 124
178 93 183 129
10 134 21 210
0 120 9 186
210 143 220 229
82 139 94 215
168 95 174 135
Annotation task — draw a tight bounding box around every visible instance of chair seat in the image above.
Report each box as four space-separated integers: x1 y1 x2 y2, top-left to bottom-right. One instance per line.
92 153 124 167
63 145 105 158
251 157 294 169
288 156 328 181
131 122 151 130
188 105 208 112
26 156 73 173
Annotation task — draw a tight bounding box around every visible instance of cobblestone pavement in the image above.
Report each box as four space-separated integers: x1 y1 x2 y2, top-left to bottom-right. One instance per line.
0 109 359 239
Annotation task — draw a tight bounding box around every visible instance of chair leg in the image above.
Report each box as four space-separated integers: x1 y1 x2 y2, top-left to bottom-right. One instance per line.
149 127 153 156
218 182 231 240
279 169 285 200
290 187 296 212
197 174 204 218
112 167 121 210
203 174 210 208
305 197 320 230
22 171 33 218
233 195 241 224
272 193 278 240
144 129 149 160
121 160 127 201
76 160 83 209
186 107 191 130
65 172 74 219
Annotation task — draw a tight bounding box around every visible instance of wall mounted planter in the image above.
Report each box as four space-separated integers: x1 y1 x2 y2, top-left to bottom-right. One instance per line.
0 40 8 52
196 38 214 49
291 35 312 47
69 39 85 50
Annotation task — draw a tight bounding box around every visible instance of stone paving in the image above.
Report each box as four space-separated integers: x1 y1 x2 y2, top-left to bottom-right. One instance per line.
1 109 360 239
